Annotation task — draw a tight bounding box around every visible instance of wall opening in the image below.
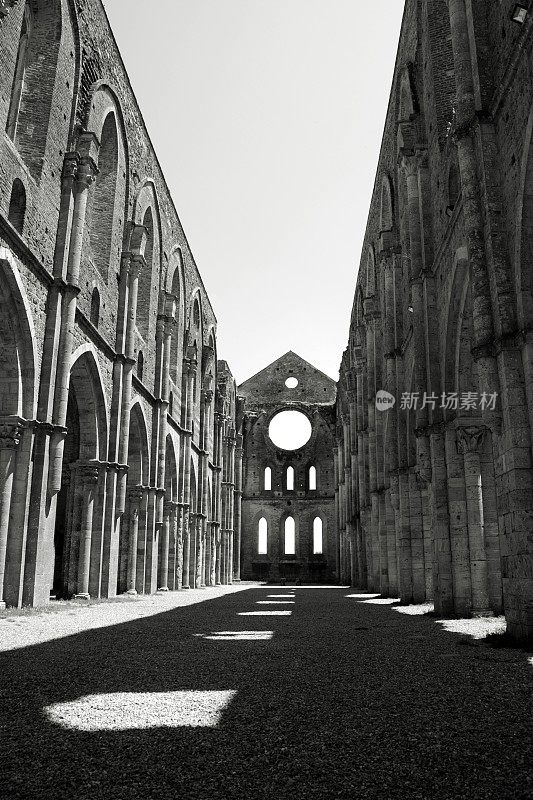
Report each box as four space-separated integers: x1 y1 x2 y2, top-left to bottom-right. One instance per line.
284 517 295 555
286 466 294 491
313 517 323 554
309 465 316 491
90 287 100 328
8 179 26 234
258 518 268 555
268 409 312 450
137 350 144 382
264 467 271 491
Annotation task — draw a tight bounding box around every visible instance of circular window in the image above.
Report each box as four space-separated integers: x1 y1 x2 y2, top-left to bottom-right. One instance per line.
268 410 312 451
285 377 299 389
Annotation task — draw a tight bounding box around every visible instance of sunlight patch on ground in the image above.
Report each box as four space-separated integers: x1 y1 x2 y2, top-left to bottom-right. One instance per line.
345 593 381 599
437 616 507 640
238 611 292 616
267 585 349 590
45 690 237 731
193 631 274 641
394 602 434 615
256 600 295 605
267 595 295 599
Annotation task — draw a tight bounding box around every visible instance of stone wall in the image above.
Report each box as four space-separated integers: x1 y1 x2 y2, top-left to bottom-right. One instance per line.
336 0 533 643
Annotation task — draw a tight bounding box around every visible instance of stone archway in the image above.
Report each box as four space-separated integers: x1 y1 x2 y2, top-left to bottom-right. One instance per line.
53 348 107 599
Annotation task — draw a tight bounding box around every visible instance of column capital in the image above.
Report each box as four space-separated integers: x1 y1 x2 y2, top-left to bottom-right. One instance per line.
201 389 214 405
128 485 145 504
0 420 24 450
62 152 80 185
76 156 98 189
398 148 427 176
78 463 100 485
456 425 486 455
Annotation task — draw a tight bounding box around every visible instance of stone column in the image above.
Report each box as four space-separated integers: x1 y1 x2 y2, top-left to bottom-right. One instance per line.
49 154 97 494
75 464 100 599
180 353 197 588
126 487 144 595
158 499 174 592
233 431 244 581
0 421 23 609
457 426 491 615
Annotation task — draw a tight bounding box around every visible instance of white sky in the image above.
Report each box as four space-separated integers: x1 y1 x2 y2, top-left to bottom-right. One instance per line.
103 0 405 384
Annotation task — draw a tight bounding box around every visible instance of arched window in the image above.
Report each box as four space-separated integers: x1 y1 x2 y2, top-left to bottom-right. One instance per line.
6 1 62 179
286 466 294 491
313 518 323 555
6 4 32 142
8 179 26 234
309 465 317 491
91 112 119 279
136 207 154 339
137 350 144 381
380 175 393 233
284 517 295 555
366 247 376 297
169 391 174 417
90 287 100 327
264 467 272 491
258 518 268 555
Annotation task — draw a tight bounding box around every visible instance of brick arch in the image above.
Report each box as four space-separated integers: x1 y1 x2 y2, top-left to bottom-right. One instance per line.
85 95 127 281
6 0 65 181
380 174 394 233
128 400 150 487
167 247 185 384
132 182 162 343
515 101 533 329
0 248 37 418
165 434 178 501
68 345 108 462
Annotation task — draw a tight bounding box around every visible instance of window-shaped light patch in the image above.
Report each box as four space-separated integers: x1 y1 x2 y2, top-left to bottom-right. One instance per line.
313 517 323 554
264 466 272 491
258 517 268 555
44 690 237 731
238 611 292 616
284 516 296 555
309 465 317 491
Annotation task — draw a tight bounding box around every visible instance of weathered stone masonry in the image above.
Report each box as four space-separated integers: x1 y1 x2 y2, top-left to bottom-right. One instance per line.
336 0 533 643
0 0 243 607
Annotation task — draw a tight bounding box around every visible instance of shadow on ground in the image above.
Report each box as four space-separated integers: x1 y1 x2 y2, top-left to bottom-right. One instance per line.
2 587 533 800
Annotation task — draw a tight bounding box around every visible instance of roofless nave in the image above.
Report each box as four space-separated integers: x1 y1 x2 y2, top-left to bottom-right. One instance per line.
0 0 533 644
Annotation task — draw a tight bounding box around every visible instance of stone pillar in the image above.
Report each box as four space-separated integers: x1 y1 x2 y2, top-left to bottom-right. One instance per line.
180 353 197 588
0 421 23 608
233 431 244 581
158 499 174 592
75 464 100 599
126 487 144 595
49 154 97 494
457 426 491 615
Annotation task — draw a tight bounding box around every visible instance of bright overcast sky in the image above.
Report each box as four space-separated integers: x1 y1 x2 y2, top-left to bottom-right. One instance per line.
103 0 404 384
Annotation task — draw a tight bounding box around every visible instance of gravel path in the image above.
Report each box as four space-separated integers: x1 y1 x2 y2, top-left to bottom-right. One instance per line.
1 586 532 800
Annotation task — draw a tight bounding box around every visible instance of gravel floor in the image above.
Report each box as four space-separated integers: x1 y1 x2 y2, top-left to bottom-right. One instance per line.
1 586 532 800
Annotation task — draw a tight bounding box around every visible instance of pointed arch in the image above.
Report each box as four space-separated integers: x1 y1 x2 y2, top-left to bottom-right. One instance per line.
132 181 162 341
0 247 37 418
68 345 109 461
258 517 268 555
284 516 296 555
398 65 416 122
380 174 394 233
6 0 64 180
8 179 26 234
313 517 323 554
366 247 376 298
165 434 178 501
128 400 150 486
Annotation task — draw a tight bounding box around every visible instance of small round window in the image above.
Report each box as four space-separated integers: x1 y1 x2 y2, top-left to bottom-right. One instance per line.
285 377 299 389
